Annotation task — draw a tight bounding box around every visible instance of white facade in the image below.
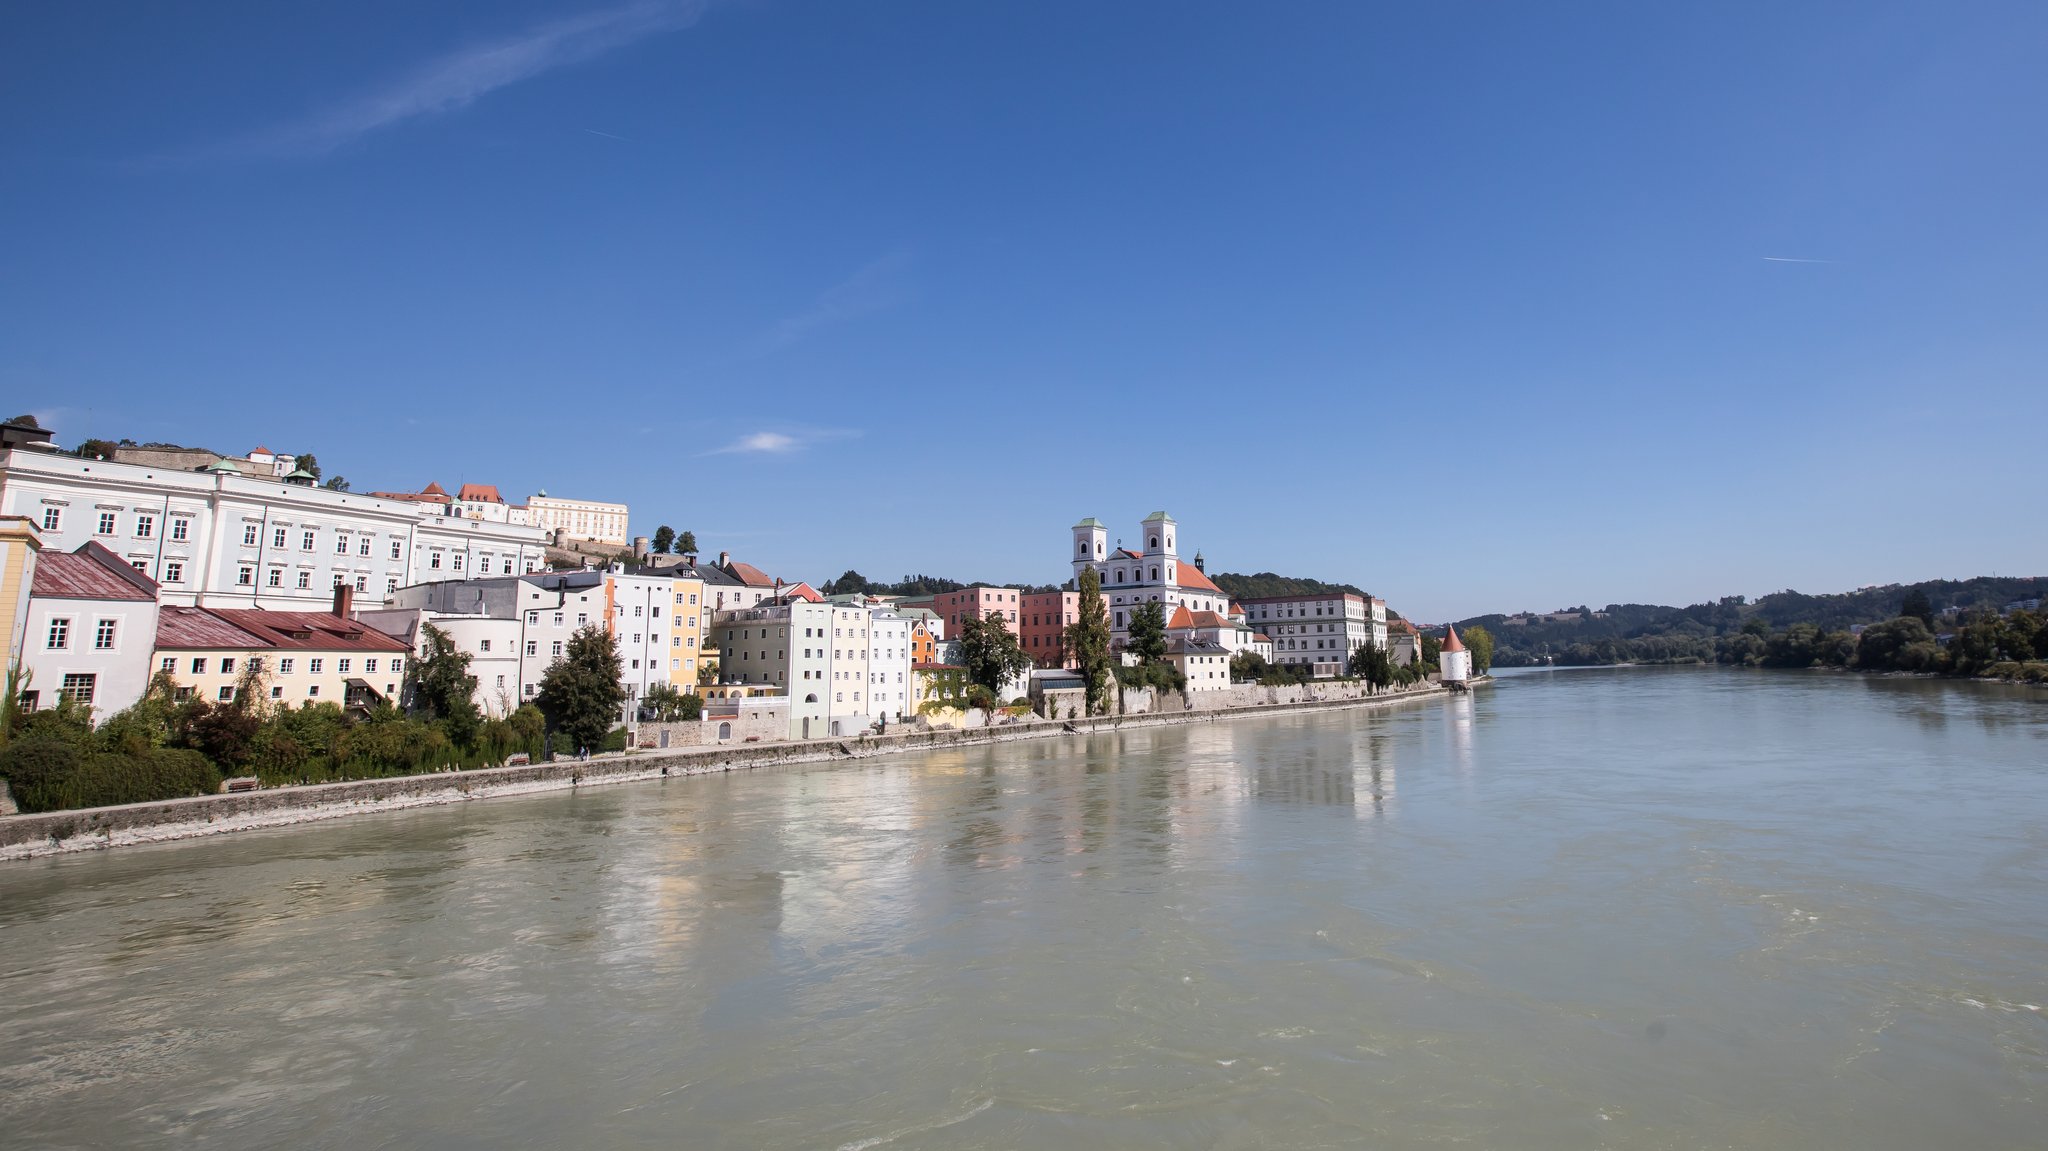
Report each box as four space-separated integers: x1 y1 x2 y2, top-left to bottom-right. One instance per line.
0 445 551 612
1440 626 1472 683
713 599 916 740
527 493 630 547
1070 512 1235 647
356 608 524 717
22 575 159 721
1240 593 1389 677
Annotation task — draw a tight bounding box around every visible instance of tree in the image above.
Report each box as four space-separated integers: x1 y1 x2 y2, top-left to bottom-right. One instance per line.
1127 600 1168 665
676 530 698 556
1462 624 1494 673
323 476 350 492
824 569 872 596
641 682 702 721
1900 588 1935 628
959 610 1034 697
76 438 118 459
535 625 626 754
295 453 322 481
7 413 41 428
1065 569 1113 715
1421 633 1443 665
651 525 676 555
409 623 481 747
1348 642 1395 694
1230 650 1271 683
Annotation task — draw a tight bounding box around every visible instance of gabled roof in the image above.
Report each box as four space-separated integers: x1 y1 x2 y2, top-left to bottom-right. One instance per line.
782 582 822 602
456 483 504 503
421 481 449 496
31 542 158 602
724 560 778 587
1176 564 1223 594
1167 606 1195 629
1174 609 1236 631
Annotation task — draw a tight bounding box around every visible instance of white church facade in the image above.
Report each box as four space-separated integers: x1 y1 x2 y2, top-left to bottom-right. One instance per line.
1069 511 1239 650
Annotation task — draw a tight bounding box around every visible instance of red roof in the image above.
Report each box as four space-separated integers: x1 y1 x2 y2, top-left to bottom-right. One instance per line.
1176 564 1223 594
725 560 777 587
183 608 411 653
156 605 269 650
31 542 158 602
1442 624 1465 653
1183 610 1234 630
1167 606 1195 629
421 481 449 496
456 483 504 503
783 582 822 602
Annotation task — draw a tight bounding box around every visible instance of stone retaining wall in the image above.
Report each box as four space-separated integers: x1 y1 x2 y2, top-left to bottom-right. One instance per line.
0 680 1467 860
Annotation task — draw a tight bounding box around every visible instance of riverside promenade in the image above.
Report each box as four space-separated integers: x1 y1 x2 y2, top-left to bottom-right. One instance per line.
0 680 1472 861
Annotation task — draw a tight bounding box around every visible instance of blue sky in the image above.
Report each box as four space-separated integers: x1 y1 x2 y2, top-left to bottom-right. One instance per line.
4 1 2044 621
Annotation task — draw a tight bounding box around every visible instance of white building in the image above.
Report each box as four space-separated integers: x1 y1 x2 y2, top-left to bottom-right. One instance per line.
0 431 551 612
20 541 160 720
355 607 524 717
527 492 630 548
382 566 671 719
1070 512 1235 646
1439 624 1472 683
713 598 916 740
1239 592 1389 678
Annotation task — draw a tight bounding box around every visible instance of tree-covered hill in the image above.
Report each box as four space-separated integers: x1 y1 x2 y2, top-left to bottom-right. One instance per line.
1465 576 2048 667
1208 572 1369 601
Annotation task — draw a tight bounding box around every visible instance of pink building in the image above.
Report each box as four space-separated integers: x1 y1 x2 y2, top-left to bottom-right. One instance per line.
926 586 1020 642
1020 590 1085 668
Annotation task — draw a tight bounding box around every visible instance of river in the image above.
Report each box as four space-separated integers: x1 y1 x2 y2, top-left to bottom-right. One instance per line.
3 668 2045 1149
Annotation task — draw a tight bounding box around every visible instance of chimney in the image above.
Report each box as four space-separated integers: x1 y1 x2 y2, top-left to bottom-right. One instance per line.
718 550 730 568
682 552 697 567
333 583 354 617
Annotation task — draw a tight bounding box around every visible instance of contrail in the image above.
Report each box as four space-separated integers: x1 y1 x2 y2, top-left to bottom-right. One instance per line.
581 128 633 142
1762 256 1834 263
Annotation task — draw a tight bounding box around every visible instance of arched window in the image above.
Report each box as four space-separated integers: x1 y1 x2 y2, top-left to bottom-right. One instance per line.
1149 536 1158 549
805 693 818 703
1078 542 1087 555
1114 569 1124 583
1150 567 1159 580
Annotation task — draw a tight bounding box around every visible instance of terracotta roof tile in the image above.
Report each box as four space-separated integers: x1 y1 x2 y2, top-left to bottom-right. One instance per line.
455 483 504 503
1174 564 1224 594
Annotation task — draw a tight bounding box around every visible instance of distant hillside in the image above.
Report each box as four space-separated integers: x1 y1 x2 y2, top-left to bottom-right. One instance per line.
1463 575 2048 667
1209 571 1368 601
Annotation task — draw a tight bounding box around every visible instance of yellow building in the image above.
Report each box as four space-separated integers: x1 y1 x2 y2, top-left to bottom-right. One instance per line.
667 571 709 692
0 515 42 674
155 604 411 709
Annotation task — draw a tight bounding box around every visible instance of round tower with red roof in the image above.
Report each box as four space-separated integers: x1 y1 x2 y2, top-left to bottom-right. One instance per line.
1440 624 1472 684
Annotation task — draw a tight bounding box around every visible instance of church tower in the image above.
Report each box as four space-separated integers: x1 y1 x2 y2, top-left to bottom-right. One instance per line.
1071 517 1108 583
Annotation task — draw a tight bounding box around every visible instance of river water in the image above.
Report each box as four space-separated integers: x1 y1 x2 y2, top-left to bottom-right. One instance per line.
2 668 2045 1149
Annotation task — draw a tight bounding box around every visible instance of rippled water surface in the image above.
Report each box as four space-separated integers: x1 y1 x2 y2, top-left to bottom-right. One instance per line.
4 668 2046 1149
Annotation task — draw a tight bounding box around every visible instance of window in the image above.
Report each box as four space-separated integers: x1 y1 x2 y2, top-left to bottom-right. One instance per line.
524 684 536 696
387 579 398 594
364 659 378 673
335 536 349 555
478 640 491 653
307 685 319 697
429 552 442 570
338 658 351 674
390 658 402 674
273 527 288 548
301 530 316 551
296 571 311 589
576 613 587 626
527 611 538 625
553 612 564 627
96 511 116 535
452 554 464 571
160 656 175 673
42 507 60 531
309 658 324 674
94 619 117 649
241 524 258 546
280 658 295 674
355 576 366 592
633 605 643 618
358 538 371 556
216 685 235 702
46 618 70 650
268 567 283 587
271 686 283 699
502 559 514 574
390 540 402 560
525 641 537 656
167 517 189 542
632 633 641 645
552 641 564 657
165 561 184 583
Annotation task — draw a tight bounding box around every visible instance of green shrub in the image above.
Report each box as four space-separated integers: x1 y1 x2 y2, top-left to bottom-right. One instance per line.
0 737 86 813
68 749 220 808
600 725 628 753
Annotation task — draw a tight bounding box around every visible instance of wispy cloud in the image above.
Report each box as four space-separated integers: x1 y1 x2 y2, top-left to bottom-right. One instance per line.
773 253 912 345
704 427 862 456
221 1 704 158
